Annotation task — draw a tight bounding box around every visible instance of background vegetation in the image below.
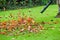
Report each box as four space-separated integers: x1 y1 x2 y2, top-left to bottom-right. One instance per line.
0 0 56 10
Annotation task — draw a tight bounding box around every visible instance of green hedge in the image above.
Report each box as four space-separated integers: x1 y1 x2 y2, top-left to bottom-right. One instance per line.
0 0 56 10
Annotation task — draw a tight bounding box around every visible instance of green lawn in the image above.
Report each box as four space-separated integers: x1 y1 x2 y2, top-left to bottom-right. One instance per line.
0 5 60 40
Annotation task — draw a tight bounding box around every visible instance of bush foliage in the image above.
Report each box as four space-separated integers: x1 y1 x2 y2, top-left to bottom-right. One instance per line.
0 0 56 10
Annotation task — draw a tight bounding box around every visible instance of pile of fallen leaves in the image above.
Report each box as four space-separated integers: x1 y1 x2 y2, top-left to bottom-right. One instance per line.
0 13 44 36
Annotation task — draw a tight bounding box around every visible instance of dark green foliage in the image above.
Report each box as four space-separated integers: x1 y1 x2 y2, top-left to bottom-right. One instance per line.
0 0 56 10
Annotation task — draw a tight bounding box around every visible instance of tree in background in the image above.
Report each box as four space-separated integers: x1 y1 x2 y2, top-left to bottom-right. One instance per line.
56 0 60 18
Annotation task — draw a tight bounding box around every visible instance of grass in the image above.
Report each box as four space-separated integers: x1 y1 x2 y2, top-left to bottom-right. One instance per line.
0 5 60 40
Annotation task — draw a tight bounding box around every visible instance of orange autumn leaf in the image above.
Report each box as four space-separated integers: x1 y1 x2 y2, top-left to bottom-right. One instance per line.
18 18 22 24
2 25 6 29
27 17 33 23
10 20 18 26
7 25 14 31
0 32 6 35
0 21 7 29
1 21 7 25
18 18 25 24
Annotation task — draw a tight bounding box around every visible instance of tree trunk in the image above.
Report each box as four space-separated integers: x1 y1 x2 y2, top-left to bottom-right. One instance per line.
56 0 60 18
